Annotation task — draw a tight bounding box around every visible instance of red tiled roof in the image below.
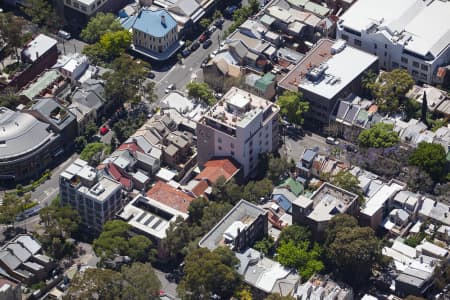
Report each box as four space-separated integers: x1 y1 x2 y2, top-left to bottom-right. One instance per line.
191 180 209 197
146 181 194 213
195 158 239 184
118 142 143 153
107 163 132 190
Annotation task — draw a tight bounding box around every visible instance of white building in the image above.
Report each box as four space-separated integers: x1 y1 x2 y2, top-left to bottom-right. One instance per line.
337 0 450 84
63 0 119 17
59 159 123 236
196 87 280 177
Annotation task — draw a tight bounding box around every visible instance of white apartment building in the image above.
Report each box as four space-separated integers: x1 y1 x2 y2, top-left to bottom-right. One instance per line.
337 0 450 84
64 0 112 16
196 87 280 177
59 159 123 236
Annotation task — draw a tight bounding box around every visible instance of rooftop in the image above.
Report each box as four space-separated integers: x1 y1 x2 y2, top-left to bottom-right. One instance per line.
20 69 63 100
200 87 279 130
199 200 267 251
22 34 57 62
78 176 122 202
195 158 240 184
279 39 378 100
118 195 188 240
338 0 450 58
146 181 194 213
361 181 404 217
0 107 56 161
123 9 177 38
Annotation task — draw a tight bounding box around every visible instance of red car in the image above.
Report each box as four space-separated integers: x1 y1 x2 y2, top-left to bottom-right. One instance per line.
199 32 210 43
100 126 109 135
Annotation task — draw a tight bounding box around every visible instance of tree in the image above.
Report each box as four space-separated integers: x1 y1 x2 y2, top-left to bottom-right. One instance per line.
80 13 122 43
83 30 132 63
143 81 157 103
79 142 110 165
409 142 447 182
326 225 381 285
0 13 23 61
253 236 275 256
177 247 241 300
248 0 260 14
213 10 222 20
0 193 22 225
267 155 292 184
278 225 311 245
188 197 208 225
331 171 364 203
277 91 309 125
358 123 399 148
199 18 211 29
242 178 273 203
121 263 161 300
277 240 324 280
84 121 98 140
401 165 434 194
265 294 296 300
24 0 59 28
93 220 154 263
421 91 428 126
361 70 377 99
371 69 414 113
324 214 358 248
74 136 87 153
65 268 122 299
186 82 215 105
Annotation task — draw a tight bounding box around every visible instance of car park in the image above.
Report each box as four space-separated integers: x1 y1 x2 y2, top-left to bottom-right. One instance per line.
203 39 212 49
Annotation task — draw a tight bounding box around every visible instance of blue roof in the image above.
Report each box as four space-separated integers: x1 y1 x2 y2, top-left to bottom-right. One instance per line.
124 9 177 38
273 195 292 213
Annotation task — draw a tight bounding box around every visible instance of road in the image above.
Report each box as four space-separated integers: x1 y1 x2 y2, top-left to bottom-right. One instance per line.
154 269 179 298
151 20 233 99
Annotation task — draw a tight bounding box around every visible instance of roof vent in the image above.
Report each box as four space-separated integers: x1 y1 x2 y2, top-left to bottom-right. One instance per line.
161 15 166 27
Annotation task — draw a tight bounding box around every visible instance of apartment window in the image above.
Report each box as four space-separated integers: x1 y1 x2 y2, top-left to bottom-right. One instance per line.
384 44 387 49
374 43 377 49
420 73 427 80
230 143 234 149
412 70 419 76
401 57 408 64
421 64 428 71
218 137 222 143
392 62 399 68
66 0 71 4
81 4 87 11
412 61 420 68
384 51 387 57
73 1 79 8
354 39 362 47
231 151 234 156
341 34 349 41
218 146 222 150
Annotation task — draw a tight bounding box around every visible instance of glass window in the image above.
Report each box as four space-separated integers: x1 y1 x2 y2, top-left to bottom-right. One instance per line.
401 57 408 63
354 39 362 46
392 62 399 68
421 64 428 71
341 34 349 41
412 61 420 68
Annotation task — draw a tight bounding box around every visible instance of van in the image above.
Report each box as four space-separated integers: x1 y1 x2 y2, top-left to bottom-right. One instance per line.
58 30 71 40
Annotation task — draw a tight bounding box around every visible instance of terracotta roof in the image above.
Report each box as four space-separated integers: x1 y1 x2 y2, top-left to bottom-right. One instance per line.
107 163 132 190
118 142 143 153
195 158 239 184
191 180 209 197
146 181 194 213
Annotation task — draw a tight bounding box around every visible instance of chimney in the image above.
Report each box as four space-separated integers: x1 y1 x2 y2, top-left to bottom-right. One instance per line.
161 15 166 27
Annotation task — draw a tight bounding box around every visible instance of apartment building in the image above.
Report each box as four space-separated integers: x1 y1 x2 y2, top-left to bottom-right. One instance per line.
196 87 280 177
59 159 123 236
63 0 125 17
337 0 450 84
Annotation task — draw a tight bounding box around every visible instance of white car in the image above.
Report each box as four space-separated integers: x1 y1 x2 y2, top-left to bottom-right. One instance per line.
57 30 71 40
165 83 175 94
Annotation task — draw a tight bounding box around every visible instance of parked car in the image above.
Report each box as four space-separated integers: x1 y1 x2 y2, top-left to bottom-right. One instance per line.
100 126 109 135
190 41 200 51
326 137 339 145
199 32 210 43
208 25 217 34
201 57 210 68
224 5 238 18
165 83 176 93
147 72 155 79
57 30 71 40
214 18 225 28
181 49 191 57
203 39 212 49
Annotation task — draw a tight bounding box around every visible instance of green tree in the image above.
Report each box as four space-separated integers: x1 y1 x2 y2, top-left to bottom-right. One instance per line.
83 30 132 64
277 240 324 279
277 91 309 125
0 89 21 109
361 70 377 99
79 142 110 165
199 18 211 29
324 214 358 248
409 142 447 182
254 236 275 256
0 13 23 61
371 69 414 113
80 12 122 43
267 155 292 184
248 0 260 14
84 121 98 140
0 194 22 224
213 10 222 20
65 268 122 299
74 136 87 153
186 81 215 105
128 235 155 262
242 178 273 203
188 197 209 225
358 123 399 148
177 247 241 300
326 226 381 286
278 225 311 245
265 294 296 300
24 0 59 28
121 263 161 300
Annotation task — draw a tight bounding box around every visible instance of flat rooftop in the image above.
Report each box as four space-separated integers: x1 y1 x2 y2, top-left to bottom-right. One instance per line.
119 195 188 240
201 87 279 129
307 182 358 222
78 176 121 202
361 181 404 217
199 199 267 251
22 34 57 62
279 39 378 100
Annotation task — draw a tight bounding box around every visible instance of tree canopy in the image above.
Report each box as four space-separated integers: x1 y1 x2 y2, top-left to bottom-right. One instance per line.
409 142 447 182
186 82 215 105
83 30 132 64
0 13 23 60
79 142 111 166
277 90 309 125
325 215 381 286
177 247 241 300
371 69 414 113
93 220 154 263
80 13 123 43
278 225 311 245
66 262 161 300
358 123 399 148
24 0 59 28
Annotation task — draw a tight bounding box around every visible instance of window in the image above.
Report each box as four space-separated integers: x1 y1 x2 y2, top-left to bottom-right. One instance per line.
230 143 234 148
401 57 408 64
421 64 428 71
218 146 222 150
354 39 362 46
73 1 79 8
384 51 387 57
231 151 234 155
412 70 419 76
412 61 420 68
374 43 377 49
392 62 399 68
384 44 387 49
218 137 222 143
66 0 71 4
420 73 427 80
341 34 349 41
